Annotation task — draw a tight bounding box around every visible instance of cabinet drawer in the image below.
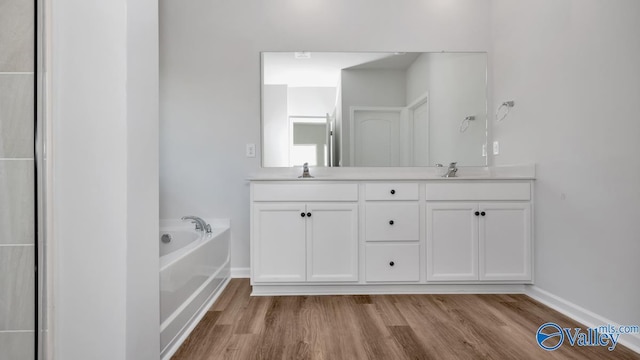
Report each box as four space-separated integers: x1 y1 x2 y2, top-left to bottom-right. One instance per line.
365 203 419 241
365 183 419 200
425 182 531 201
365 244 420 282
252 183 358 202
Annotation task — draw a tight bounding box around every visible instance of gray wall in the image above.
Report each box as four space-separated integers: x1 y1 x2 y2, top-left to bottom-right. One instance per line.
0 0 35 359
492 0 640 332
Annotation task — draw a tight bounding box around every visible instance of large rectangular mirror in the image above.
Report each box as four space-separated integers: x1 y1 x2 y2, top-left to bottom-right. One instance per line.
261 52 487 167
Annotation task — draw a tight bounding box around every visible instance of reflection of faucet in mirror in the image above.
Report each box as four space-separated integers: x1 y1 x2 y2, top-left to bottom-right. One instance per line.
298 162 314 178
443 162 458 178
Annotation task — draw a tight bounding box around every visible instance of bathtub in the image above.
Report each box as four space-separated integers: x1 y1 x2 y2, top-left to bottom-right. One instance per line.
159 218 230 360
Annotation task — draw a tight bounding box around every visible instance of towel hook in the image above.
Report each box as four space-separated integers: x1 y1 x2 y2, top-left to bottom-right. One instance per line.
459 115 476 133
496 101 515 122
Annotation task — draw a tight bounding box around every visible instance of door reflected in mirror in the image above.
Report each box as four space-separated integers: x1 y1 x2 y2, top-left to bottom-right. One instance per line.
261 52 487 167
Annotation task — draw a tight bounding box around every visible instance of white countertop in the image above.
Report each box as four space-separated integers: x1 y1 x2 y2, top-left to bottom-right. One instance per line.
248 164 535 181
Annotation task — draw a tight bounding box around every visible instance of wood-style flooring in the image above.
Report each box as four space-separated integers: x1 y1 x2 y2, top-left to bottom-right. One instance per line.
172 279 640 360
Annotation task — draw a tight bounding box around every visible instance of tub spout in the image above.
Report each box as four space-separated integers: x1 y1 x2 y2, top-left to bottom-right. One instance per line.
181 216 211 233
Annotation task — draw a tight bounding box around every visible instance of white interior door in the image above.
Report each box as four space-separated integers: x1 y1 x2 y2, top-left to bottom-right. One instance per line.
351 108 402 166
410 99 430 166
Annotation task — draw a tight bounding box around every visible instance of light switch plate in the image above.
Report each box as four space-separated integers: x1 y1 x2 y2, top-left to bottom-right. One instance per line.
493 141 500 155
246 143 256 157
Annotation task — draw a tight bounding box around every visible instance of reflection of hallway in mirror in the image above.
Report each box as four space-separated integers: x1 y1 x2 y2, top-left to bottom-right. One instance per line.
290 116 328 166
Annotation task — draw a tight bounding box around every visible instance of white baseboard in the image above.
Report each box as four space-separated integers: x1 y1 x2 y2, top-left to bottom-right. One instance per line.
231 267 250 278
252 283 526 296
526 285 640 354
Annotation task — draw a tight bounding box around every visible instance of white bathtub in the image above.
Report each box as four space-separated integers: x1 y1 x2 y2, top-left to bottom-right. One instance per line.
159 219 230 360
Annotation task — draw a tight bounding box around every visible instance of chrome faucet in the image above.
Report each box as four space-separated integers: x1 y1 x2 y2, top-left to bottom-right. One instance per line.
298 162 314 178
443 162 458 178
181 216 212 233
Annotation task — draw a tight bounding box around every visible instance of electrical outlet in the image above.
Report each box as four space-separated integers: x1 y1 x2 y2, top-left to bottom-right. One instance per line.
246 143 256 158
493 141 500 155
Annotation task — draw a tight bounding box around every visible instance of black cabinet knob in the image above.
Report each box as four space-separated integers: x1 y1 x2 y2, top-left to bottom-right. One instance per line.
481 211 486 216
389 220 394 225
300 212 306 217
307 212 312 217
475 211 480 216
389 261 395 267
390 189 396 194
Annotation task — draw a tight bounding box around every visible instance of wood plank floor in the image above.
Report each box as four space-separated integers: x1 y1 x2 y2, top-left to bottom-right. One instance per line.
172 279 640 360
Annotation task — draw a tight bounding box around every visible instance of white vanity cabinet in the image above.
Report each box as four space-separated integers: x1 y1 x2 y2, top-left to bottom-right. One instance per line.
250 176 535 294
425 182 532 282
251 183 359 283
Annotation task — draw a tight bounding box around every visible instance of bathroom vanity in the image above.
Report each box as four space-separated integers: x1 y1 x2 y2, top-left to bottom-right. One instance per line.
249 167 534 295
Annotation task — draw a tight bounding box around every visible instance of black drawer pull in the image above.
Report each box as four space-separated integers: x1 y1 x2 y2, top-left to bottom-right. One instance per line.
475 211 480 216
481 211 486 216
389 261 395 267
390 189 396 195
301 212 306 217
389 220 394 225
307 212 312 217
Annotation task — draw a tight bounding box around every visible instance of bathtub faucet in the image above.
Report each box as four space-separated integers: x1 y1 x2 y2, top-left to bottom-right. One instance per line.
181 216 212 234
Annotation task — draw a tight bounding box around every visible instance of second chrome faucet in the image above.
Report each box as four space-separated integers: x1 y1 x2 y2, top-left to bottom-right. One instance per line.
435 162 458 177
298 162 314 178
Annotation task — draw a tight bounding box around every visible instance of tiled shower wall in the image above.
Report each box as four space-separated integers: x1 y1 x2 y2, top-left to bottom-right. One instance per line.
0 0 36 359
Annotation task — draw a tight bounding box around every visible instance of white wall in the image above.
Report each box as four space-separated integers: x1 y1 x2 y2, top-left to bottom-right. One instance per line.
409 53 487 166
262 85 289 167
125 1 160 359
159 0 491 270
406 54 430 105
288 87 337 117
492 0 640 330
51 0 159 359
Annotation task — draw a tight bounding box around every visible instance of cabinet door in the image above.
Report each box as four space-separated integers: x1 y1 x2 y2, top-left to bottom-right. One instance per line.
306 203 359 282
479 202 531 281
426 202 479 281
252 203 306 282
